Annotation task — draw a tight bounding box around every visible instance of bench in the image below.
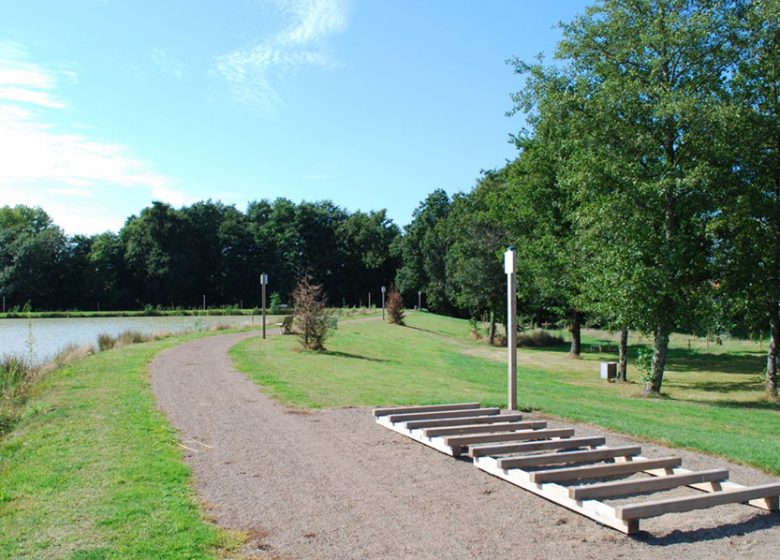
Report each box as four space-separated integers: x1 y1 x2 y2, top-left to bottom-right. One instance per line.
273 315 294 334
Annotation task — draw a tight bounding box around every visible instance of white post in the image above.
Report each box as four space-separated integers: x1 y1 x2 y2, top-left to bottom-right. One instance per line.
260 273 268 339
418 290 422 310
505 248 517 411
381 285 386 321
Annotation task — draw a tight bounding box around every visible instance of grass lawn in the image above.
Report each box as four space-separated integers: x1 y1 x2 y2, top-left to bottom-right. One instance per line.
0 331 245 560
231 311 780 475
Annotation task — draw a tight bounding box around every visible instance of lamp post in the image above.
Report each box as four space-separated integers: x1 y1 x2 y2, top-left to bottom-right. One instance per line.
202 294 206 310
418 290 422 310
505 248 517 411
381 285 386 321
260 273 268 339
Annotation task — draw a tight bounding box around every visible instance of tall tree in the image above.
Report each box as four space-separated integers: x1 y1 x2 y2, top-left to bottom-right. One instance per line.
516 0 738 393
714 0 780 398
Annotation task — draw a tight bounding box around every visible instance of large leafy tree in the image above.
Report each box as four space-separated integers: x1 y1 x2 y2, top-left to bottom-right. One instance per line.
515 0 738 394
394 189 455 314
714 0 780 398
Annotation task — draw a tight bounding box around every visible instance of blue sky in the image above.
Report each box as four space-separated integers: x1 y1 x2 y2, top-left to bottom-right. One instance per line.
1 0 592 235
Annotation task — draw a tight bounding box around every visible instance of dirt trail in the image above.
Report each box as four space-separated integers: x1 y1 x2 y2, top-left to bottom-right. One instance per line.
150 330 780 559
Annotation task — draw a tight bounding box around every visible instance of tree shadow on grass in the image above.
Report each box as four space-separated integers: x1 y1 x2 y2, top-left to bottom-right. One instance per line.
671 397 780 413
322 350 392 364
665 378 765 394
633 512 780 546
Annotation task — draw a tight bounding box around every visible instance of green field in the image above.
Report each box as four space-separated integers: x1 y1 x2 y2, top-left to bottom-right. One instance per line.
0 331 245 560
232 311 780 474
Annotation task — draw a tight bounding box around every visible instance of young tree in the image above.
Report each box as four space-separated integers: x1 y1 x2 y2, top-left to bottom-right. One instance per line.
292 274 336 351
385 286 405 325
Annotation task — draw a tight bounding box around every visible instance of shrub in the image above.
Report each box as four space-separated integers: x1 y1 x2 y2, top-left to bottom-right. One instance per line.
516 330 564 348
98 333 116 351
292 274 336 351
269 292 282 314
385 286 405 325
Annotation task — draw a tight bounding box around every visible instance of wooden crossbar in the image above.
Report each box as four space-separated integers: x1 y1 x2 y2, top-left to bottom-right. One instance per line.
444 428 575 449
373 402 480 417
404 413 524 430
616 483 780 521
497 445 641 470
469 436 605 458
386 407 498 423
569 469 730 500
423 420 546 438
530 457 683 483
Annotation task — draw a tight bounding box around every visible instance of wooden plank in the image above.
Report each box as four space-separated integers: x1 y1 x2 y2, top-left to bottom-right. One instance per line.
444 428 575 449
616 483 780 521
468 436 605 458
530 457 682 483
404 413 524 430
474 456 639 534
569 469 729 500
498 445 641 470
373 402 480 417
386 407 498 423
423 420 546 438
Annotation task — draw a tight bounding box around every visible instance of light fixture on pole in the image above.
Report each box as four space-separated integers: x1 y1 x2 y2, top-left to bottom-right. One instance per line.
381 285 387 321
505 248 517 411
260 273 268 339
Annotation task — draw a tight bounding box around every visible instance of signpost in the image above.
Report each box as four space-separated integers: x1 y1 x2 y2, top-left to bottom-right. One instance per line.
505 248 517 411
381 285 386 321
260 273 268 339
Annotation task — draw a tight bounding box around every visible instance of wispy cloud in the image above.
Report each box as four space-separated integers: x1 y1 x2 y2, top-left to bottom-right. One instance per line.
0 41 187 234
215 0 348 110
151 48 185 79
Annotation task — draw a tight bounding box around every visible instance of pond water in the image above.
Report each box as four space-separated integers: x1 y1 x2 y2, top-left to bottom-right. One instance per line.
0 315 260 365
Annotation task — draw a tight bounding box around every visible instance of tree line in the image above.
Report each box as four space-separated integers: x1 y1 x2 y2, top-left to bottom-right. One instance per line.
0 200 399 313
1 1 777 398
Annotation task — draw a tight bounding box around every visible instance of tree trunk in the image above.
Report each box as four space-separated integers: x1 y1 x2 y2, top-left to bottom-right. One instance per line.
767 311 779 399
643 326 669 396
569 310 582 358
488 310 496 346
618 328 628 382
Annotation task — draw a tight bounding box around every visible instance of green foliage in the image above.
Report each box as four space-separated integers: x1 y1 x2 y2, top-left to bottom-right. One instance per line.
635 347 654 386
269 291 283 314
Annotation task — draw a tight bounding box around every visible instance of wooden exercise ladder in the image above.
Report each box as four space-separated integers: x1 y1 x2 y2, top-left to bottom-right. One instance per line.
373 402 780 535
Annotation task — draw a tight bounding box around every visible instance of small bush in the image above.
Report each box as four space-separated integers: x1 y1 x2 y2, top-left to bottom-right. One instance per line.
385 286 405 325
269 292 282 314
1 355 31 400
292 274 336 351
516 330 564 348
98 333 116 351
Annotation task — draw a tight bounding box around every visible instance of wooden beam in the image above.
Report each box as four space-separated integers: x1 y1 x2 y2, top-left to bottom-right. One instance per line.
386 407 499 423
569 469 729 500
373 402 480 417
530 457 682 483
423 420 546 438
468 436 605 458
498 445 641 470
444 428 575 449
616 483 780 521
404 413 524 430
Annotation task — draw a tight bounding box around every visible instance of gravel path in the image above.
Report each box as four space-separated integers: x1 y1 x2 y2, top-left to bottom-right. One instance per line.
150 331 780 559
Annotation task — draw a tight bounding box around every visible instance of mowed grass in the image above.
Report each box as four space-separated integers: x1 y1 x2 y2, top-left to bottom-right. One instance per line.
231 312 780 474
0 332 241 560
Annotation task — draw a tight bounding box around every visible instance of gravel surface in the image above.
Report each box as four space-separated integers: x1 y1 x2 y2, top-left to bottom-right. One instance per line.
150 331 780 559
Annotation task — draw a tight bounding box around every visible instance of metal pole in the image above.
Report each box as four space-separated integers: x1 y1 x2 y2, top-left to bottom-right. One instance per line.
368 292 371 309
261 273 267 339
202 294 206 310
3 296 5 313
381 286 386 321
505 249 517 411
418 290 422 310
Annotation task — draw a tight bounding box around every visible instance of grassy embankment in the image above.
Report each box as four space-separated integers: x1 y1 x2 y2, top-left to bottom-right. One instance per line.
231 311 780 474
0 331 249 560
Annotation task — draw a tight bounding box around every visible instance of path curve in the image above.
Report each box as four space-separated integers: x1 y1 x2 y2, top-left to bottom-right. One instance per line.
150 331 780 559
